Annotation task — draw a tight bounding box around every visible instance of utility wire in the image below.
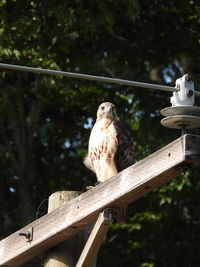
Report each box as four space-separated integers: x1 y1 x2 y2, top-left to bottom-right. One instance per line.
0 63 177 92
0 62 200 96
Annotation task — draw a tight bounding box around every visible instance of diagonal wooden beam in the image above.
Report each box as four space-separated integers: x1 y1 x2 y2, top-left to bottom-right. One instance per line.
75 209 113 267
0 134 200 267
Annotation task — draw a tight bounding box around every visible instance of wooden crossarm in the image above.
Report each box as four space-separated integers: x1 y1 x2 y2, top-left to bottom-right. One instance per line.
0 134 200 266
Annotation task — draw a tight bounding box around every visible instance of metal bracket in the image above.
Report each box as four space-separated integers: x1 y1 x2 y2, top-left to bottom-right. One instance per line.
171 74 194 107
19 227 33 242
75 209 113 267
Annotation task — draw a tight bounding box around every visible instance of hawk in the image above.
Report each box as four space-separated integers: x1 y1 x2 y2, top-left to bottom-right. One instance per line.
84 102 135 223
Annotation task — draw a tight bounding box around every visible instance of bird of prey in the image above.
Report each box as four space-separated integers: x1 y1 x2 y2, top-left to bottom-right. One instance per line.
84 102 135 223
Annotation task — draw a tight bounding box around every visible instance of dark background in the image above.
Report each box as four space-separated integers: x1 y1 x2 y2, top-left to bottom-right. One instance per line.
0 0 200 266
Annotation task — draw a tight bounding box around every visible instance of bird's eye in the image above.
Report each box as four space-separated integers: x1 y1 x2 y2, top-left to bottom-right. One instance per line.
101 106 105 110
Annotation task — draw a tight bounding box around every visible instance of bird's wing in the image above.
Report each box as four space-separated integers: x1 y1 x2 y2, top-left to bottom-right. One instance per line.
113 119 135 172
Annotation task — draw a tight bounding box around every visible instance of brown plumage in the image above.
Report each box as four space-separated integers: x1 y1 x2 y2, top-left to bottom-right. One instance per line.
84 102 135 223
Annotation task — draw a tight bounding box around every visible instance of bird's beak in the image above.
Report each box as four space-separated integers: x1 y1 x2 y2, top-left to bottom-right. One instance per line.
105 106 113 118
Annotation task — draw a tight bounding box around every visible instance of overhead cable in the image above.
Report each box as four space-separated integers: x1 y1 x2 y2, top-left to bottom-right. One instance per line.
0 62 199 96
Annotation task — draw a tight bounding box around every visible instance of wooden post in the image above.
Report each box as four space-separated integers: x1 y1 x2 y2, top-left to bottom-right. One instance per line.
44 191 96 267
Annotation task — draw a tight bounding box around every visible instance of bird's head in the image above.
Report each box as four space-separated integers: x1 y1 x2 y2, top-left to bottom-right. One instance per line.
97 102 118 121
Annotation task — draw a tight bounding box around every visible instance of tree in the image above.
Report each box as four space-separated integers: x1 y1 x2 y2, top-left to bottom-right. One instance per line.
0 0 200 266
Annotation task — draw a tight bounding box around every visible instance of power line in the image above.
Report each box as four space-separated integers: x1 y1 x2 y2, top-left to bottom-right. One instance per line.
0 63 177 92
0 62 199 96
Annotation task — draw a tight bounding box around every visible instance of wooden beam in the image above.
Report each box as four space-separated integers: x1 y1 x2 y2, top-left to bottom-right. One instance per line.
75 209 113 267
0 134 200 267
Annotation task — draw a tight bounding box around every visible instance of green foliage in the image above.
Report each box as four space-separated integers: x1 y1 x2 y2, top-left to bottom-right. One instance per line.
0 0 200 266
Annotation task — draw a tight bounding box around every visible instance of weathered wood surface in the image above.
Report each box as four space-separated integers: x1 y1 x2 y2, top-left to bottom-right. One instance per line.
44 191 96 267
44 191 81 267
75 210 112 267
0 134 200 267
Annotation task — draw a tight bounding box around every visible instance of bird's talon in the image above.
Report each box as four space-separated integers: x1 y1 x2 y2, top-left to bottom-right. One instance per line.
86 185 95 190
